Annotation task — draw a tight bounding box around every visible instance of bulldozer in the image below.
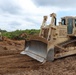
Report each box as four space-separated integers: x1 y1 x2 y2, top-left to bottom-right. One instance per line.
21 13 76 63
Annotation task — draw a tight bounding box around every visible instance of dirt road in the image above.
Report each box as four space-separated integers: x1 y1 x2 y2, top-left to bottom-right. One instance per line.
0 40 76 75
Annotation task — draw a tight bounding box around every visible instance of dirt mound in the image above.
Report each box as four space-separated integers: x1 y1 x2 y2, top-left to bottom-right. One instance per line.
0 40 76 75
13 33 28 40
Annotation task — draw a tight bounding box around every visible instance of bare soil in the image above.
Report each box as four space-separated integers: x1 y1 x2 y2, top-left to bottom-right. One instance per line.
0 39 76 75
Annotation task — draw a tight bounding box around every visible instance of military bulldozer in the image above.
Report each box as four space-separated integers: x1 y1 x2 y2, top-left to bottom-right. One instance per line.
21 13 76 63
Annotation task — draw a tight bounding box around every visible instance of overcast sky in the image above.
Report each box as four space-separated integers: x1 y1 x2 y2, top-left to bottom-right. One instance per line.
0 0 76 31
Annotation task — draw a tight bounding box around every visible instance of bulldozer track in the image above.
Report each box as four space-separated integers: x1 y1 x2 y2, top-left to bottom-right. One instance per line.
58 39 76 46
55 39 76 58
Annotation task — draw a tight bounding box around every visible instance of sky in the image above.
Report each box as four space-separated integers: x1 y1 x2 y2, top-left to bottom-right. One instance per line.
0 0 76 31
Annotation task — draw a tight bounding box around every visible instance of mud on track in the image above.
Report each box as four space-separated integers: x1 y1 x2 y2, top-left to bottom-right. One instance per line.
0 40 76 75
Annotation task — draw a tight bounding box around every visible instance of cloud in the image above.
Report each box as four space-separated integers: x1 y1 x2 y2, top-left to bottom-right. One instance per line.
32 0 76 9
0 0 76 31
0 0 22 15
9 21 21 28
0 0 61 31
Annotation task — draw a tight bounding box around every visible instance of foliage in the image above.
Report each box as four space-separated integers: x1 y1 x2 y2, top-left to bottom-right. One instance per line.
2 29 40 40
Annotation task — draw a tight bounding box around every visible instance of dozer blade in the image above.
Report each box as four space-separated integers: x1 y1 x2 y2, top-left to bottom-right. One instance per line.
20 36 54 62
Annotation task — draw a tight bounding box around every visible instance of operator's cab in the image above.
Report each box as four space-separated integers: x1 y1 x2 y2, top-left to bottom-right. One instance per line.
61 17 76 36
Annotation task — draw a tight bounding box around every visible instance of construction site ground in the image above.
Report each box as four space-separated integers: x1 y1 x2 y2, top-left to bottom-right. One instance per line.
0 38 76 75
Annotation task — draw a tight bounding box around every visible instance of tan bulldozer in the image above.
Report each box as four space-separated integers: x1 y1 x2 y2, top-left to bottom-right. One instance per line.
21 13 76 63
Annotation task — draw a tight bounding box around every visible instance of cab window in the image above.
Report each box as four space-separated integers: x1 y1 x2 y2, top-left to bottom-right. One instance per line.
75 19 76 27
61 19 66 25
